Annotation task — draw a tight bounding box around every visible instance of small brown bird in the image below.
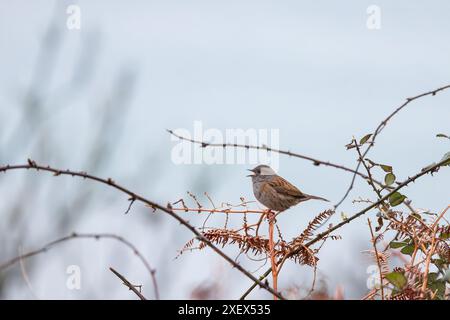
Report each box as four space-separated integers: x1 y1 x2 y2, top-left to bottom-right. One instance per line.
248 165 329 212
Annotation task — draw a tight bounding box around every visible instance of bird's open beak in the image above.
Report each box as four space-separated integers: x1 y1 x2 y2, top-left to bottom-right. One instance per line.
246 169 255 177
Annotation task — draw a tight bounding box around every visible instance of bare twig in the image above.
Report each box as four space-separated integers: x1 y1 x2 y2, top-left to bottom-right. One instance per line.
420 239 436 299
201 192 217 230
0 232 160 300
124 197 136 214
431 205 450 230
0 161 283 299
18 246 39 299
109 267 147 300
368 218 384 300
355 140 382 199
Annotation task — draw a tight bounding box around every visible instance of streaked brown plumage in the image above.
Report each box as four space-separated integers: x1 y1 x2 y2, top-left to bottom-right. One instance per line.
248 165 329 212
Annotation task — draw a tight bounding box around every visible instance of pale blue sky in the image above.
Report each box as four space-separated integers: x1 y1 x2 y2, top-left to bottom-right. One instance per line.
0 0 449 299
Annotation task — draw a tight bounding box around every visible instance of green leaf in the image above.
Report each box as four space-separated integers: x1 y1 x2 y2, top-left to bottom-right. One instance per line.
360 134 372 145
384 173 396 186
439 232 450 240
389 192 406 207
380 165 393 173
440 152 450 166
421 162 437 172
432 258 447 271
428 276 445 299
389 241 408 249
365 159 377 167
436 133 450 139
428 272 439 282
400 244 415 255
411 213 422 220
385 272 407 289
444 269 450 283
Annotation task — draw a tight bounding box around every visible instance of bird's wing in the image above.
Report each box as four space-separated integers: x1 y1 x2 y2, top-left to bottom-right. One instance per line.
267 176 307 199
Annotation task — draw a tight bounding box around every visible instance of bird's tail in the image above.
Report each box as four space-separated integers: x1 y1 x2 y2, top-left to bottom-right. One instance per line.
304 193 329 202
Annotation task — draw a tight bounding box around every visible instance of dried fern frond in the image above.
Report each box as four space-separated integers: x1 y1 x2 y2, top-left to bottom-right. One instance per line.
294 209 335 244
289 244 319 266
390 287 420 300
437 225 450 235
175 237 203 259
201 228 271 256
387 214 430 240
436 241 450 262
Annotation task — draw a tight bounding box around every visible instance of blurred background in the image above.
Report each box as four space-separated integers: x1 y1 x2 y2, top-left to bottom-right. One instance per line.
0 0 449 299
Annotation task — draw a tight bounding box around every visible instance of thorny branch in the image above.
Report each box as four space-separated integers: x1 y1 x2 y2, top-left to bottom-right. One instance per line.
109 267 147 300
0 232 160 300
0 160 283 300
167 130 389 199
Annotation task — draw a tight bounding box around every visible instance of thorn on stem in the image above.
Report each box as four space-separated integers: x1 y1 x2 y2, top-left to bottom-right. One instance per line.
27 158 37 167
125 197 136 214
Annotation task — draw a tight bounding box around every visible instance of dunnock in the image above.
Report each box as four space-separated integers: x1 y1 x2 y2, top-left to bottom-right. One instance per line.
248 165 329 212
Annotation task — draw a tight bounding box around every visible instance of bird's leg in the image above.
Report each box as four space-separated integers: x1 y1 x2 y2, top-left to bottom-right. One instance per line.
271 210 285 222
266 209 283 224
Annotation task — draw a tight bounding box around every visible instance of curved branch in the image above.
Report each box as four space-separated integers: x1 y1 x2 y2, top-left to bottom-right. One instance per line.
0 160 283 300
0 232 160 300
167 130 387 193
